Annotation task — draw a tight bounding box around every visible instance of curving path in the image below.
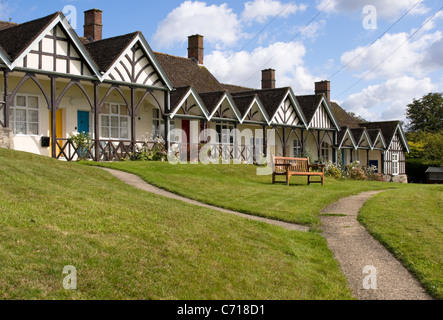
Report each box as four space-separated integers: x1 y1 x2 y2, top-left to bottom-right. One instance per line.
321 191 432 300
101 167 432 300
101 167 310 232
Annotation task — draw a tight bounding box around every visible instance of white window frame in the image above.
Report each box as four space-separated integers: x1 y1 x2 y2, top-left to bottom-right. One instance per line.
10 94 40 136
100 103 130 140
392 153 399 176
293 139 302 157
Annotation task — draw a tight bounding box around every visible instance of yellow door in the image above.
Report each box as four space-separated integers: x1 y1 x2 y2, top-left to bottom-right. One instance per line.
49 109 63 157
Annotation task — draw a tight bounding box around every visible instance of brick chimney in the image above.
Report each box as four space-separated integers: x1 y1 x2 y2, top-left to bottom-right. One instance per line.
188 35 204 65
262 69 276 89
315 80 331 102
84 9 103 42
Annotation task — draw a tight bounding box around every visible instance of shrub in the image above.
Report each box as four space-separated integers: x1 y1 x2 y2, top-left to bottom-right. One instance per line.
130 136 166 161
325 161 342 179
68 131 93 161
349 167 367 180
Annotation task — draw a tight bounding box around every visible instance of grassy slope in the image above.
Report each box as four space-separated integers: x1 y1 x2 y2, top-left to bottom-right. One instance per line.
359 185 443 300
89 161 388 227
88 161 443 299
0 149 353 300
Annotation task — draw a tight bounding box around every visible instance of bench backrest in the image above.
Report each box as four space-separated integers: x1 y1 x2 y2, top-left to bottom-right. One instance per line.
273 156 310 173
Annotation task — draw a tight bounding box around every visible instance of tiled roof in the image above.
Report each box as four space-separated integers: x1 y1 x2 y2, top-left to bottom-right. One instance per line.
199 91 227 114
330 102 361 129
0 21 18 31
170 86 192 111
154 52 225 93
85 32 139 72
0 12 59 61
221 83 255 93
296 94 323 124
231 87 289 119
231 95 257 118
360 121 401 145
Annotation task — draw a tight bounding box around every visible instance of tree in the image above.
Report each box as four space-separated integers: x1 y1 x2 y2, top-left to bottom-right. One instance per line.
346 112 367 123
406 92 443 133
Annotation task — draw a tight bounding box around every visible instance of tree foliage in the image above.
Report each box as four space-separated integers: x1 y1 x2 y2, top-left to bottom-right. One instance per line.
406 131 443 162
406 92 443 133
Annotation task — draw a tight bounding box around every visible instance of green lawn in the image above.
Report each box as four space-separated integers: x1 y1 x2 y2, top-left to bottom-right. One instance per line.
88 161 388 227
359 185 443 300
88 160 443 300
0 149 353 300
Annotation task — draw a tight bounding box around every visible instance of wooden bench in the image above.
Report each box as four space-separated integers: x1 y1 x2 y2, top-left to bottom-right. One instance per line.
272 156 325 186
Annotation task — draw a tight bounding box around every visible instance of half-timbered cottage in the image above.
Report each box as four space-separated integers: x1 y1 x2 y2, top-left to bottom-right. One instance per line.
0 9 409 182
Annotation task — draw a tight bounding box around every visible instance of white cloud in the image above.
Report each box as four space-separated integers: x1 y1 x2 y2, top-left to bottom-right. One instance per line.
341 76 437 121
242 0 307 23
340 29 442 80
152 1 245 49
291 19 326 39
317 0 429 20
205 41 319 94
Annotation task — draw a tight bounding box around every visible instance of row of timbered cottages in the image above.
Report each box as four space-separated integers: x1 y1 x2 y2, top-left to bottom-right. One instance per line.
0 9 409 182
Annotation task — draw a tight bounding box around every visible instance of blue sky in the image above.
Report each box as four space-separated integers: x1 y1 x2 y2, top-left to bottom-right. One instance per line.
1 0 442 122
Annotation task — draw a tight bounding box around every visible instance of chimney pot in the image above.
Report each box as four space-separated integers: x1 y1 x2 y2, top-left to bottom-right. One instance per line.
188 35 204 65
262 69 276 89
84 9 103 42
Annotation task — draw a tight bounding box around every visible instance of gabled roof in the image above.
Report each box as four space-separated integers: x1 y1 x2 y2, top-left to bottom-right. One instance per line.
360 121 410 153
296 95 323 124
231 87 307 127
199 91 227 115
87 32 172 89
350 128 372 149
367 129 387 149
0 12 102 77
338 127 357 149
169 86 209 119
154 52 224 93
296 94 340 130
232 94 269 124
0 12 59 62
85 32 139 72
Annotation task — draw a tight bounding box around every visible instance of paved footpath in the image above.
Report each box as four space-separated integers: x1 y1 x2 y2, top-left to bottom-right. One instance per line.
321 191 432 300
101 167 310 232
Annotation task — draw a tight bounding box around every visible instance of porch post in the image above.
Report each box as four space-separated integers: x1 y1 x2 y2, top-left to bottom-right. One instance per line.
50 76 57 159
301 129 305 154
317 130 321 159
262 125 267 158
93 82 100 161
164 114 170 153
233 122 238 161
334 131 338 163
3 70 9 128
130 87 136 152
282 127 286 157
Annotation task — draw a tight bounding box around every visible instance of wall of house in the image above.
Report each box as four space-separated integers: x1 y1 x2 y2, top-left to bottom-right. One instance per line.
8 75 51 156
6 73 166 157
